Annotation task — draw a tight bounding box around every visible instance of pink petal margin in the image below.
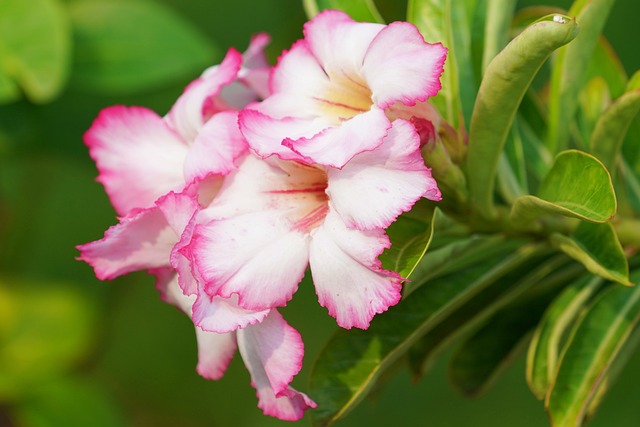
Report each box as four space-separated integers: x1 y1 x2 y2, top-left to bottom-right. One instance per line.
84 106 188 215
309 211 403 329
237 311 317 420
363 22 447 109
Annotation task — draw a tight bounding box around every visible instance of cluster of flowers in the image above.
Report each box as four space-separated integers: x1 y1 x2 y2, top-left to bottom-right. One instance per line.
78 10 446 421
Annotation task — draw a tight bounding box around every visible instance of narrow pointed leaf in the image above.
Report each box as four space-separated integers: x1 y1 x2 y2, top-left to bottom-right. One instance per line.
467 15 579 219
302 0 384 22
526 275 604 399
448 258 575 397
481 0 516 71
407 0 477 129
0 0 70 103
546 271 640 427
309 243 542 426
590 71 640 173
510 150 616 226
405 235 517 296
550 221 629 285
547 0 615 154
409 254 568 383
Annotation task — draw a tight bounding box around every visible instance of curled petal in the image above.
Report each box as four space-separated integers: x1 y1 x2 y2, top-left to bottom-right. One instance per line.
309 211 403 329
195 328 238 381
84 106 188 215
190 211 310 310
156 274 240 381
303 9 383 77
327 119 440 230
192 290 270 334
183 110 248 184
363 22 447 109
77 206 175 280
237 311 316 420
284 107 390 168
165 48 243 142
239 108 327 162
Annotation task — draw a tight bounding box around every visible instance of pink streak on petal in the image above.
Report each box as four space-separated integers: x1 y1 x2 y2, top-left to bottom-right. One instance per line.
237 311 316 420
327 119 440 230
77 206 176 280
84 106 188 215
363 22 447 109
309 211 403 329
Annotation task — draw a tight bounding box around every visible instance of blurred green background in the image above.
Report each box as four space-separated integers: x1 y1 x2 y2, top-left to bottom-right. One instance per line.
0 0 638 426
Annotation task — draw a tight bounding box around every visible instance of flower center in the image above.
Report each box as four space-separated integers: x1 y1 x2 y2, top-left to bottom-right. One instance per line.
266 160 329 233
315 71 373 124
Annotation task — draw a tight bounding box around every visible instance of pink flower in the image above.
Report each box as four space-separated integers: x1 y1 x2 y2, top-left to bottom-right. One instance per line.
239 10 447 169
78 36 316 420
187 119 439 330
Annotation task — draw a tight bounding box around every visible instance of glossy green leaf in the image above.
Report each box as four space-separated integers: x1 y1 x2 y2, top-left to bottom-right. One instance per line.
586 37 628 100
526 275 604 399
550 221 629 285
309 242 542 426
69 0 217 94
302 0 384 22
407 0 478 129
11 377 126 427
409 253 565 383
547 0 615 154
380 201 436 280
448 256 575 398
0 0 70 103
583 319 640 422
467 15 579 219
510 150 616 226
590 71 640 173
0 281 96 399
546 271 640 427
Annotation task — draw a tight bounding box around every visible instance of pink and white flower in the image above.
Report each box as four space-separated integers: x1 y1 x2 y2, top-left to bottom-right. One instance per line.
239 10 447 169
186 119 440 330
78 36 316 420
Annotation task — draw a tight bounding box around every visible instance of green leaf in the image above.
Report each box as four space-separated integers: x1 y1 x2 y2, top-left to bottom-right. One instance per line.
467 14 579 219
380 201 436 280
550 221 629 285
510 150 617 226
590 71 640 174
309 242 543 426
547 0 616 154
69 0 217 94
11 377 126 427
448 257 575 398
0 281 96 399
302 0 384 22
481 0 516 72
409 253 567 383
526 275 604 400
407 0 478 129
586 37 628 100
0 0 71 103
546 271 640 427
